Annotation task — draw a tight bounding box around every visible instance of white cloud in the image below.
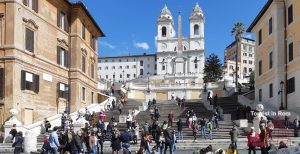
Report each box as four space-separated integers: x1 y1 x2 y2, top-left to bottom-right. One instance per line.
134 41 150 50
244 33 253 39
99 41 115 49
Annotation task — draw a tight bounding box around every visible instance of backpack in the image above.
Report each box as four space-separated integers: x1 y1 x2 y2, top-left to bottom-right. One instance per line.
206 122 212 131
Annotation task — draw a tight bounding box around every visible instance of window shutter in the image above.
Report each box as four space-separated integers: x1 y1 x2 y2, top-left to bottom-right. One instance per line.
64 50 68 68
0 68 4 98
23 0 27 6
57 46 61 65
34 74 39 93
64 15 69 32
21 70 26 90
57 82 60 98
33 0 38 13
57 10 61 27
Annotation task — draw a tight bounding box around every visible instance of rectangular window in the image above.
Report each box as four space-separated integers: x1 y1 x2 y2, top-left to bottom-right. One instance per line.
288 5 293 25
269 17 272 35
91 92 94 104
57 47 68 67
23 0 38 13
249 54 253 57
106 75 108 79
249 61 253 64
195 63 198 69
140 60 143 66
60 12 65 30
249 47 253 51
127 74 130 78
82 55 86 73
25 28 34 52
289 42 293 62
0 68 4 98
133 74 136 78
82 87 85 101
132 65 136 69
243 60 247 64
287 77 295 94
244 67 247 74
259 89 262 102
57 82 68 99
155 64 157 70
162 65 165 71
269 52 273 69
259 60 262 76
82 24 86 40
120 74 122 78
91 63 94 79
90 35 96 50
269 84 273 98
258 29 262 45
140 69 144 75
21 70 39 93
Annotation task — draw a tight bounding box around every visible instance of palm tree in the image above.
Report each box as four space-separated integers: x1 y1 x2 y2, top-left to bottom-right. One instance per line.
231 22 245 91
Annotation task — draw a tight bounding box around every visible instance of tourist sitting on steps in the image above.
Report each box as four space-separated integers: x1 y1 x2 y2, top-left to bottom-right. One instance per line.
226 144 237 154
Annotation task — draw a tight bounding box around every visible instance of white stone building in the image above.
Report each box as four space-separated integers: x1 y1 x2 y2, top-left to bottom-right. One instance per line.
156 4 205 77
98 54 156 82
224 38 255 83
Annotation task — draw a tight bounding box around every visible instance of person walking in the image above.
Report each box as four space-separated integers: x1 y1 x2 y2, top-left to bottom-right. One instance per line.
12 131 23 154
154 106 160 121
267 120 274 139
48 127 60 154
126 112 133 130
168 112 174 127
163 128 173 154
200 118 206 139
177 119 183 141
214 94 218 106
118 102 123 114
10 124 18 142
206 120 213 140
89 132 97 154
44 118 51 133
120 129 132 153
229 125 239 149
260 124 268 154
171 130 177 152
247 127 258 154
70 130 83 154
192 121 199 142
111 128 121 154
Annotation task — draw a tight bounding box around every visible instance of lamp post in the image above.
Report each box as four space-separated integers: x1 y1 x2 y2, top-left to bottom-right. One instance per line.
279 81 284 110
122 70 125 83
147 72 150 93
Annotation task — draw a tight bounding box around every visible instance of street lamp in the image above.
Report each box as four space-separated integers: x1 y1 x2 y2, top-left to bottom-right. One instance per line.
122 70 125 83
279 81 284 110
147 72 150 93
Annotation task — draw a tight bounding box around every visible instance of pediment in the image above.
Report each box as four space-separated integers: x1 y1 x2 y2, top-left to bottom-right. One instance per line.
23 17 39 29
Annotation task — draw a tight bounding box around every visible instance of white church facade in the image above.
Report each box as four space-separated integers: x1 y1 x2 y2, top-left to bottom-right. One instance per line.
98 4 205 85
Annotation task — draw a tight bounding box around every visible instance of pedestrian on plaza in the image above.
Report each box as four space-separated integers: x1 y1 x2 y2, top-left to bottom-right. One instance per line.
126 112 133 130
285 115 289 129
156 132 165 154
294 116 299 129
133 123 139 144
41 137 51 154
9 124 17 142
144 134 152 154
214 112 219 130
192 121 199 142
118 102 123 114
207 91 211 101
171 93 175 100
177 119 183 141
110 116 116 123
168 112 174 127
89 132 97 154
112 99 116 110
61 113 66 128
111 128 121 154
99 110 106 121
148 100 152 109
58 130 67 153
188 115 193 129
206 119 213 140
259 124 268 154
226 144 237 154
44 118 51 133
229 125 239 149
200 118 206 138
171 130 177 152
267 120 274 139
153 98 157 106
143 121 149 134
49 127 60 154
247 127 258 154
163 128 173 154
70 130 83 154
154 106 160 121
120 129 133 153
96 131 104 154
161 121 168 131
12 131 23 154
152 121 158 141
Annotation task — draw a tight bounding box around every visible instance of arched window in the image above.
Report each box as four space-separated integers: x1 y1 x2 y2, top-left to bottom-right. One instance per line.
194 24 199 35
162 26 167 37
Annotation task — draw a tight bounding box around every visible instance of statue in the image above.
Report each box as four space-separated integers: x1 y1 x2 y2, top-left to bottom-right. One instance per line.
253 104 267 133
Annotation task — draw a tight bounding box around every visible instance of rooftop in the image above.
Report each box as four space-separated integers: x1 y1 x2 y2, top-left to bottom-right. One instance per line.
225 37 255 49
98 53 156 59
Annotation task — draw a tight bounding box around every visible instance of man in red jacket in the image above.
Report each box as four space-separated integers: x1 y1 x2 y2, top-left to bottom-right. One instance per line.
248 127 259 154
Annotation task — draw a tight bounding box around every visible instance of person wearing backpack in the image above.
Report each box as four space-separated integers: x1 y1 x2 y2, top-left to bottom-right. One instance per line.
163 128 173 154
49 127 60 154
12 131 23 154
206 120 213 140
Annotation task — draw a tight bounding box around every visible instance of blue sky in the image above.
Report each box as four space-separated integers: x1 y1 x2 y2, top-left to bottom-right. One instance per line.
72 0 267 62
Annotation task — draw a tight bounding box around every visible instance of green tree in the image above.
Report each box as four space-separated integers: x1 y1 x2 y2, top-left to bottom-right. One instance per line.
203 53 223 83
231 22 245 88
